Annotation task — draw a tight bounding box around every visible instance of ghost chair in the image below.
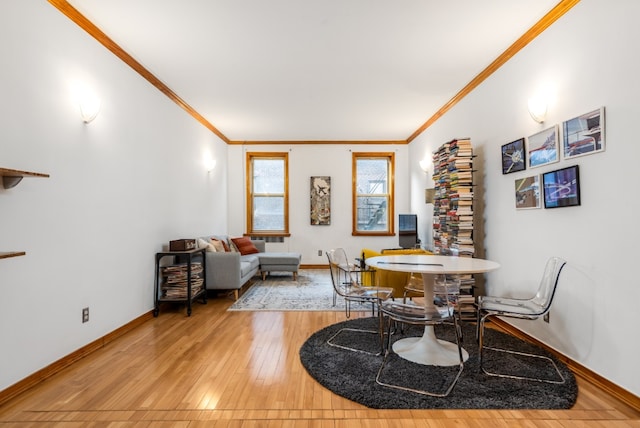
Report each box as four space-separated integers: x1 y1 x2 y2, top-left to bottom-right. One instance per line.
403 273 463 338
330 250 371 307
326 248 394 355
476 256 567 384
376 276 464 397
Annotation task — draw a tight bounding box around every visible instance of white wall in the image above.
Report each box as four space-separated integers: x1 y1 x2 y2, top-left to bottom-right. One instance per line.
0 2 228 390
226 144 411 262
409 0 640 396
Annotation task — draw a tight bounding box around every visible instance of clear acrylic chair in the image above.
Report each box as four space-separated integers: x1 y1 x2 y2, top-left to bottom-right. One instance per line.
326 248 394 355
403 273 463 338
476 256 567 384
402 272 424 303
376 275 464 397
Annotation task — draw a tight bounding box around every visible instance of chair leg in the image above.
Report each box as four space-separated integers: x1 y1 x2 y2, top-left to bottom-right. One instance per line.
478 313 565 384
375 318 464 397
327 326 383 356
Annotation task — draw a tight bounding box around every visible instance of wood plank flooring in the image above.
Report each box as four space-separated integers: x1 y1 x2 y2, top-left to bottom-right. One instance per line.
1 271 639 427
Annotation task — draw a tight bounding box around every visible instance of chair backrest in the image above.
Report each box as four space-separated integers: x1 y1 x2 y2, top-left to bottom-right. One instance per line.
531 257 567 313
326 248 357 297
433 275 460 316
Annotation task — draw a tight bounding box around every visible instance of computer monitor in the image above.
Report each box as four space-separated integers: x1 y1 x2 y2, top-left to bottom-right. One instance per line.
398 214 419 248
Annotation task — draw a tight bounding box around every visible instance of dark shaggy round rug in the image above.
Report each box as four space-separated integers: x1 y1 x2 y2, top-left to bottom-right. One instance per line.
299 317 577 409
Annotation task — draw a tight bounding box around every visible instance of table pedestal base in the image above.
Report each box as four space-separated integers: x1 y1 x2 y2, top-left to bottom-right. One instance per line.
392 326 468 366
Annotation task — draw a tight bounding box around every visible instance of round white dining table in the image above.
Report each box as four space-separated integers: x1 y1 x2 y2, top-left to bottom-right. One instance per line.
366 254 500 366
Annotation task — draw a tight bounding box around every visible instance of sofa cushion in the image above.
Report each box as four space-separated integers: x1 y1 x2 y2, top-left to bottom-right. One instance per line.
231 236 260 255
259 252 302 266
241 253 260 273
198 238 217 252
211 238 229 252
239 261 254 278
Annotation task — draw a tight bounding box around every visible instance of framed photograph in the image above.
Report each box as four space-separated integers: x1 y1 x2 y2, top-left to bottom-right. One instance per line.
310 176 331 225
528 125 559 168
543 165 581 209
515 175 540 209
501 138 526 174
562 107 605 159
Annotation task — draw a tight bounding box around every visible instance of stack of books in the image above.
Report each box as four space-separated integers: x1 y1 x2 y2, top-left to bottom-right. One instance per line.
432 138 475 257
161 262 204 299
432 138 477 319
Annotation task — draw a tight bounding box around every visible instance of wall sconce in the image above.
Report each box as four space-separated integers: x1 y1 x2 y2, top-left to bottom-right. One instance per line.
527 84 556 124
79 93 101 123
419 159 431 174
527 96 547 123
204 158 217 173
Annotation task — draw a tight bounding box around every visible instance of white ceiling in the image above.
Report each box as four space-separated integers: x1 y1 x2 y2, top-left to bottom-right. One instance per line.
67 0 560 142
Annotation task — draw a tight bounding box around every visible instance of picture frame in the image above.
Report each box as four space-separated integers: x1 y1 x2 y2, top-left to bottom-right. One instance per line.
528 125 559 169
542 165 581 209
501 138 526 174
562 107 605 159
515 175 540 209
310 176 331 225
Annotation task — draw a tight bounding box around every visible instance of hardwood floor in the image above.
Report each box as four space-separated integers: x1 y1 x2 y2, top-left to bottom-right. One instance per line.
1 273 639 427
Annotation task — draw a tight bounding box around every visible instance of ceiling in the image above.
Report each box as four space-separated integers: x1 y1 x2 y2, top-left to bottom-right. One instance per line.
64 0 562 143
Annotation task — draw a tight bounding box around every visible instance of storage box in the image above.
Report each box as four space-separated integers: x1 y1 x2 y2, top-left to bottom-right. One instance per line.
169 239 196 251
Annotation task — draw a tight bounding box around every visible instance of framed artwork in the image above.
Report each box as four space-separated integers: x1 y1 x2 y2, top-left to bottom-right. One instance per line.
528 125 559 168
425 188 435 204
501 138 526 174
310 176 331 225
562 107 605 159
543 165 581 209
515 175 540 209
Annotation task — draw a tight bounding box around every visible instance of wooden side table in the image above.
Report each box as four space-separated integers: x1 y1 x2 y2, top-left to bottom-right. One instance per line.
154 247 207 316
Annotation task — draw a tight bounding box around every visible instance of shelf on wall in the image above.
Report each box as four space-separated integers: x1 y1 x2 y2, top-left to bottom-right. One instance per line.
0 167 49 189
0 251 26 259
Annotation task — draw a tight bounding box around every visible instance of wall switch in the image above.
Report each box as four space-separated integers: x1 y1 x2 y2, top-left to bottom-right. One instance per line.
543 313 549 323
82 307 89 323
318 250 322 256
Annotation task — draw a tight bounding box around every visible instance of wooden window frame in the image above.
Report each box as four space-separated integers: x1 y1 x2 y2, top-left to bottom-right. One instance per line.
352 152 395 236
246 152 290 237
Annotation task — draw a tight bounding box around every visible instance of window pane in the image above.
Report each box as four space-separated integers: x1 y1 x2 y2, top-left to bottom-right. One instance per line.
356 196 388 231
356 159 388 194
253 159 284 193
253 196 285 230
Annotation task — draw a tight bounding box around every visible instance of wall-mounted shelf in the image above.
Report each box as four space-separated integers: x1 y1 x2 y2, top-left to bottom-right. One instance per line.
0 252 26 260
0 168 49 189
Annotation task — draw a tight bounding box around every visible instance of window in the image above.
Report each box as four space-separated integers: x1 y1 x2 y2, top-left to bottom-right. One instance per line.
352 152 394 235
246 152 289 236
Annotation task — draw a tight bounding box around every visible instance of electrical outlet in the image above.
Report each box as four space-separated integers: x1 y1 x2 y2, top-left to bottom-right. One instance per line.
543 313 549 323
318 250 322 256
82 307 89 323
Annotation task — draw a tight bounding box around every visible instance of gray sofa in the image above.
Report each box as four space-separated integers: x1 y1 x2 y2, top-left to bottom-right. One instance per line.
198 235 265 300
197 235 303 300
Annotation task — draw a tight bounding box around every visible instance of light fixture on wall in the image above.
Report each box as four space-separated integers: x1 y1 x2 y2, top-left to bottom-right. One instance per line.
419 159 431 174
527 84 556 124
79 92 101 123
204 158 217 173
527 96 547 123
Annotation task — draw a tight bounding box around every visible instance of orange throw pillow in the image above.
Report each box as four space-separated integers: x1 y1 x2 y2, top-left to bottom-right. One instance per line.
231 237 260 255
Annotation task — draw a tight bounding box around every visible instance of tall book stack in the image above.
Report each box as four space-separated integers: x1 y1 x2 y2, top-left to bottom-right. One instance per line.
432 138 476 319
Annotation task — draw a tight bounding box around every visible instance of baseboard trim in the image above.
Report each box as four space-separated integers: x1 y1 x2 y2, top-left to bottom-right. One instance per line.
0 311 153 407
300 264 328 269
492 318 640 412
2 310 637 412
